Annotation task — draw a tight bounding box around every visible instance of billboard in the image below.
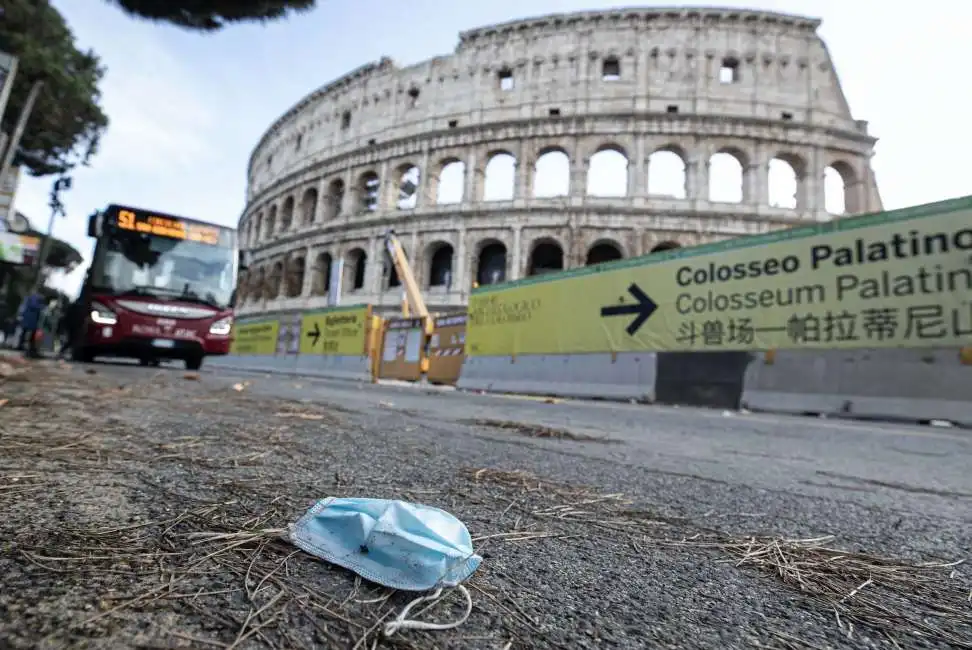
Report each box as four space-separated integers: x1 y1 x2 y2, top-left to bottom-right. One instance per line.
467 194 972 355
0 231 40 266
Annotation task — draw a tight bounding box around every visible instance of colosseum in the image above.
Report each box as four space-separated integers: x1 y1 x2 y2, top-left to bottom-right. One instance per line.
235 6 883 317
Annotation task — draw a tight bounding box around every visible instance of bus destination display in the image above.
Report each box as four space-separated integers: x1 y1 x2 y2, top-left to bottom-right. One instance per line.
114 208 222 245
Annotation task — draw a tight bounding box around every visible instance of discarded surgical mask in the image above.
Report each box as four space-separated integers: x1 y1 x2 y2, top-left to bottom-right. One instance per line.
289 497 482 636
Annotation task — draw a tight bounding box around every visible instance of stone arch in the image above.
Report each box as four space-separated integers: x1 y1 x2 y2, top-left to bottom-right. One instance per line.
383 245 403 289
245 267 256 298
252 213 262 244
396 163 421 210
647 146 687 199
708 148 747 203
586 240 624 265
435 159 465 205
768 153 806 209
265 205 277 239
280 196 295 231
269 260 284 299
358 171 380 212
426 241 454 288
311 251 332 295
300 187 318 225
587 144 629 197
528 238 565 276
483 151 516 201
344 247 367 292
251 267 265 301
826 161 858 215
285 254 305 298
533 147 570 198
650 240 682 253
475 239 507 286
325 179 345 219
236 269 249 304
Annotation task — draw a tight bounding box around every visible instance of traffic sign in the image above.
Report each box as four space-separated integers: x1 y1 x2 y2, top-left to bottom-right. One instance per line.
466 194 972 356
298 304 371 355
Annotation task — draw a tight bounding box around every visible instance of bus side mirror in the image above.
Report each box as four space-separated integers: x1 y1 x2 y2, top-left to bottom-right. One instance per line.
229 289 237 309
87 213 97 237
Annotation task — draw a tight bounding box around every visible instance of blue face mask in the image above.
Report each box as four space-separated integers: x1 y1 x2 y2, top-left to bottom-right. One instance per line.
289 497 482 637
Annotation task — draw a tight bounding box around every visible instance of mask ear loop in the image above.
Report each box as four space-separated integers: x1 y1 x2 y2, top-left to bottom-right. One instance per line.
383 584 473 637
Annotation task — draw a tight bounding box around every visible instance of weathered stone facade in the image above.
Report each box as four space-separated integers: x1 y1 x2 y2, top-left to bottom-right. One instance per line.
236 7 882 316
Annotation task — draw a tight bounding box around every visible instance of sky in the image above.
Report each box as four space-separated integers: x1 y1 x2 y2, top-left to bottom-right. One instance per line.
11 0 972 297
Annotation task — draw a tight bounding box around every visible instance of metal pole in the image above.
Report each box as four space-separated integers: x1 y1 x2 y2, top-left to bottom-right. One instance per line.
0 132 7 180
30 176 70 293
0 80 42 195
30 207 58 292
0 53 18 126
0 131 8 225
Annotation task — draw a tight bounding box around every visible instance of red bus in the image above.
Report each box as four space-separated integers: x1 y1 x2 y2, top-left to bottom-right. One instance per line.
73 204 239 370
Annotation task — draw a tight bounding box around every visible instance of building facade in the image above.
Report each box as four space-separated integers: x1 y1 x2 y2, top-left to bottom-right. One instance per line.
236 7 882 317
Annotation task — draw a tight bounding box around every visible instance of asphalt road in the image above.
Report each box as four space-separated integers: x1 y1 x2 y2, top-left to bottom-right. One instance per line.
193 363 972 534
3 358 970 649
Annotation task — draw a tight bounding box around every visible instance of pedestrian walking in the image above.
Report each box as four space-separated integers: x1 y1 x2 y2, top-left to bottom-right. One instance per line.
18 291 46 359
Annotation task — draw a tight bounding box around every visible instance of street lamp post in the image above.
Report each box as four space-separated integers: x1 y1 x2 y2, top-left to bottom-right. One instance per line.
29 175 71 292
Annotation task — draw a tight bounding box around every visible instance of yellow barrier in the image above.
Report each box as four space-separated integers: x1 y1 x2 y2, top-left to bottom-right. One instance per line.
229 319 279 355
221 190 972 428
368 314 384 381
377 317 426 381
427 314 467 385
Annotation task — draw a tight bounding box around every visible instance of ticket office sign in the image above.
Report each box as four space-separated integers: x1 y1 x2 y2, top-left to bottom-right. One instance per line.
298 305 370 356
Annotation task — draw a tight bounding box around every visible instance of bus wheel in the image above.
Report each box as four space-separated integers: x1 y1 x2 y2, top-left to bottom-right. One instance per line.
185 355 204 371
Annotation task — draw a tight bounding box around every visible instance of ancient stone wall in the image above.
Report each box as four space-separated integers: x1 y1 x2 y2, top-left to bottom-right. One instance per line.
236 7 881 315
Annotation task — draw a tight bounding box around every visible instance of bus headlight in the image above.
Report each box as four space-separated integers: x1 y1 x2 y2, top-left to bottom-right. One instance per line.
90 301 118 325
209 316 233 336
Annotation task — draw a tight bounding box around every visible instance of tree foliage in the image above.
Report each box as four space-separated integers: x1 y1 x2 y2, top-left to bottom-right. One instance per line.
104 0 316 31
0 0 109 177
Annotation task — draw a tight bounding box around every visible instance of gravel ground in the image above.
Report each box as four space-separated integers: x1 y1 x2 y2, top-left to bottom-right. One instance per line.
0 357 969 649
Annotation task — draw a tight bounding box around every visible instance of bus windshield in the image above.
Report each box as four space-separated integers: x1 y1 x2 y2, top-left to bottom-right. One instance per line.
91 227 237 310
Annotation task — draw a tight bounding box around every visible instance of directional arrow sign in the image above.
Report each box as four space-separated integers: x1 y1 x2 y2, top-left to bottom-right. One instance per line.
298 306 370 356
305 321 321 347
600 283 658 336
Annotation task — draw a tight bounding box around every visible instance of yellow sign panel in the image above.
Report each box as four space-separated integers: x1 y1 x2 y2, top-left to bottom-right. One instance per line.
467 195 972 356
298 305 371 356
230 320 279 355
